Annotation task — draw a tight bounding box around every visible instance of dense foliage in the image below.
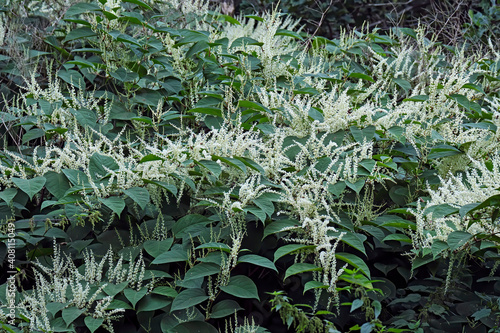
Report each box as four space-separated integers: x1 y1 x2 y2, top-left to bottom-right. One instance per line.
0 0 499 332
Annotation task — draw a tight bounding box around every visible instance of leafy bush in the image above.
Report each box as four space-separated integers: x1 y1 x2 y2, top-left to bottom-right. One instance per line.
0 0 499 332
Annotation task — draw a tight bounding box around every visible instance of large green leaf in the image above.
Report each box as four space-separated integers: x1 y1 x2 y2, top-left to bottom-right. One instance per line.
88 153 119 180
84 317 104 333
12 177 46 200
447 231 473 251
237 254 278 273
448 94 482 113
172 214 212 238
262 219 300 239
152 246 189 264
0 188 18 205
44 171 70 200
183 263 220 281
123 187 150 210
170 288 209 312
144 238 174 258
136 294 171 312
99 196 125 216
62 307 84 326
336 252 371 279
196 160 222 178
210 300 243 319
142 179 177 197
220 275 259 300
63 27 97 43
274 244 316 262
284 263 322 280
350 125 375 143
124 288 148 309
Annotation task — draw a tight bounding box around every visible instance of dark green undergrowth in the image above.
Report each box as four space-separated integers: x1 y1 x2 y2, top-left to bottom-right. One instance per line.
0 0 500 332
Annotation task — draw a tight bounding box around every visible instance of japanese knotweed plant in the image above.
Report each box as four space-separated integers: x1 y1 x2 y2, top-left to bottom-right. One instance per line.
411 153 500 249
6 241 150 332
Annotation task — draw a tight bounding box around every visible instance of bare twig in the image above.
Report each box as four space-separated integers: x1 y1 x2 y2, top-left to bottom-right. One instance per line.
304 0 334 50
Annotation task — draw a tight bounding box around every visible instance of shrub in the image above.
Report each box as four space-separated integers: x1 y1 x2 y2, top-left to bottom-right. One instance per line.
0 0 499 332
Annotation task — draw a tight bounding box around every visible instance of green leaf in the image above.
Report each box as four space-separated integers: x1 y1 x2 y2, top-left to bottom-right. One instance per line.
137 294 171 312
152 286 178 298
403 95 429 102
62 307 84 326
411 254 434 270
63 27 97 43
382 234 412 243
233 156 266 175
144 238 174 258
196 160 222 178
123 187 150 210
253 197 274 217
172 214 212 238
393 78 411 92
187 107 222 117
274 244 316 262
284 263 322 280
275 29 303 40
186 41 210 58
472 308 492 321
461 83 485 94
238 100 272 114
464 194 500 216
103 282 128 297
345 179 366 194
12 177 46 200
142 179 177 197
0 188 17 204
263 219 300 239
170 288 209 312
64 2 101 17
139 154 164 163
212 155 247 173
335 252 371 279
448 94 482 113
237 254 278 273
88 153 119 179
22 128 45 144
338 232 367 255
84 317 104 333
303 280 328 293
124 288 148 309
220 275 259 300
210 300 243 318
195 242 231 252
328 181 346 197
230 36 262 48
424 203 459 219
350 125 375 143
98 196 124 216
133 89 162 106
351 299 364 312
152 246 189 264
106 299 133 310
244 206 267 223
431 240 449 259
427 145 461 159
46 302 67 316
447 231 473 251
44 171 70 200
183 263 220 281
58 69 85 89
123 0 153 10
349 72 375 83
